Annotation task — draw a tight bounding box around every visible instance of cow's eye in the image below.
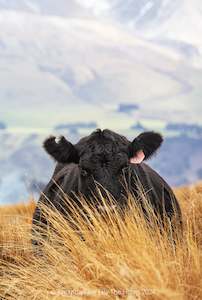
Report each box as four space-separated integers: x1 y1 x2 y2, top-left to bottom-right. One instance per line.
80 167 91 177
80 169 88 177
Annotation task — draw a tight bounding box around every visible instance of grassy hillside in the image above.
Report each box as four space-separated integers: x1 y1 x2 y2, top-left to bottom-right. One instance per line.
0 185 202 300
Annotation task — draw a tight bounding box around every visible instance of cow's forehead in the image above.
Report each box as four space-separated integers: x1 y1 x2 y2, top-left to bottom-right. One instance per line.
76 129 129 156
87 140 121 154
77 129 129 146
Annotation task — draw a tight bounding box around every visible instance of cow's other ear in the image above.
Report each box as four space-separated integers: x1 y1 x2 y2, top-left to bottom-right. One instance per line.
43 136 79 164
128 131 163 164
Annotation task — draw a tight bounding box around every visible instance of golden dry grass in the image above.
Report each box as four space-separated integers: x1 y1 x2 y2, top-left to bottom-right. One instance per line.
0 184 201 300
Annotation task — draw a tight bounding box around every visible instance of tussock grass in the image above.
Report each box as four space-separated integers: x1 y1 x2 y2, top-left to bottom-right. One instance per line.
0 185 202 300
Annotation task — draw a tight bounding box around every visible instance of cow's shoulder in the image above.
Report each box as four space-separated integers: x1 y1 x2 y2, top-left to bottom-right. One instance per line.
129 162 177 203
129 162 169 187
53 163 79 182
39 163 79 203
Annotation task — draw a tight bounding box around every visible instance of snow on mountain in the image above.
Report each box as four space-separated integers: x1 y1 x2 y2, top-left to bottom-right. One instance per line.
0 0 89 17
0 8 202 130
79 0 202 61
108 0 179 28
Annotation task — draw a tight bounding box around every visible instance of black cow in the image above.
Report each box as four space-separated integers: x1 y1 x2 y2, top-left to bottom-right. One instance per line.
32 129 182 246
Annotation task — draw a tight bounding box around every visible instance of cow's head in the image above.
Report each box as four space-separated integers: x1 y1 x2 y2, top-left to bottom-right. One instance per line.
44 129 163 201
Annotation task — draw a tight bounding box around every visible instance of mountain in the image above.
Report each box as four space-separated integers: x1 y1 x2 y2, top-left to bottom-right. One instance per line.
0 1 202 130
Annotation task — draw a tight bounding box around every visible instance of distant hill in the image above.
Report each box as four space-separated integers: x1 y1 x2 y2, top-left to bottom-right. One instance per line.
0 129 202 204
166 123 202 137
0 122 6 130
117 104 139 115
150 135 202 186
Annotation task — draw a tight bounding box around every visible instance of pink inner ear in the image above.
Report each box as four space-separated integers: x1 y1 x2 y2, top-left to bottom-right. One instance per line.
130 150 145 164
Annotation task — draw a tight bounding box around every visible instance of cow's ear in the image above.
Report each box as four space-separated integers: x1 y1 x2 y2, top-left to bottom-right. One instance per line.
128 131 163 164
43 136 79 164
